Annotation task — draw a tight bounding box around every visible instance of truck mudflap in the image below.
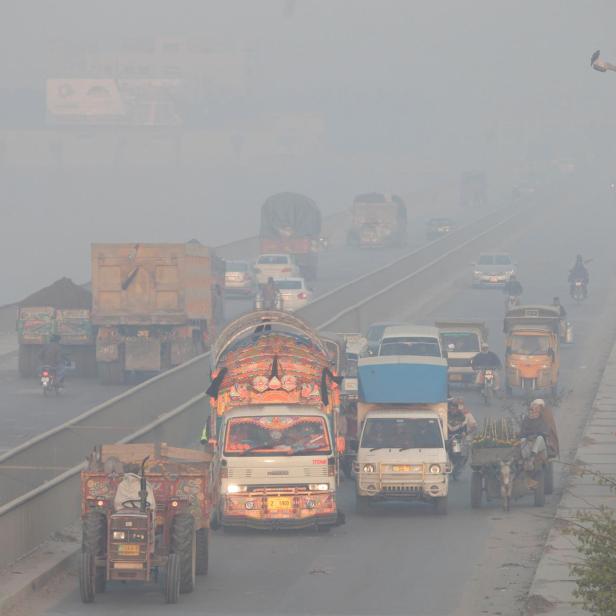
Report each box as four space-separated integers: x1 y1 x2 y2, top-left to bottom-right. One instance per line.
125 338 162 371
221 490 340 529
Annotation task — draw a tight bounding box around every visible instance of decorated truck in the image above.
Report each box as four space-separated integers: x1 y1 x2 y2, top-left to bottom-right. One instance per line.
346 193 407 248
259 192 322 281
205 311 344 530
91 242 225 384
354 354 450 514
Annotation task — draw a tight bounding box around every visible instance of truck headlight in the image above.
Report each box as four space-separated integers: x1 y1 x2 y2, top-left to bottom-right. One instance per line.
362 464 376 473
112 531 126 540
227 484 247 494
429 464 441 474
309 483 329 491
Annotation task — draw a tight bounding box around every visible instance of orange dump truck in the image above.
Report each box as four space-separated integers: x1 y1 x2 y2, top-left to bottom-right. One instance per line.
205 310 345 530
92 243 224 384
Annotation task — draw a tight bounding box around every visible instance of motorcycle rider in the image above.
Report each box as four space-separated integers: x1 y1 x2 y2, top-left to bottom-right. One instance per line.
470 342 502 390
568 254 589 298
503 273 523 299
261 277 279 310
447 397 477 436
38 334 67 385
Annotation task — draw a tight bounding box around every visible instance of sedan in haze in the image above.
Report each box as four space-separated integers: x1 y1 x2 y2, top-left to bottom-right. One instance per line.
224 260 257 297
472 253 516 287
254 254 300 285
274 277 313 312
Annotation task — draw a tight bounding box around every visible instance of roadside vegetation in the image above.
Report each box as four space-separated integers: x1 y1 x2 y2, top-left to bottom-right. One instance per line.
566 467 616 615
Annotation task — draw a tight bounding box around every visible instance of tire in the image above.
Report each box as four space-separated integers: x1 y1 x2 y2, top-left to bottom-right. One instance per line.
18 345 36 378
171 514 196 593
434 496 448 515
355 495 371 514
471 471 482 509
551 385 558 399
98 361 124 385
195 528 209 576
534 468 546 507
545 462 554 496
79 550 96 604
164 553 181 604
82 512 106 593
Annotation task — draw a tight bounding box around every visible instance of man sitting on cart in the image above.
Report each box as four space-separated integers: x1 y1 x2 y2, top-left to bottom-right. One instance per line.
519 399 559 459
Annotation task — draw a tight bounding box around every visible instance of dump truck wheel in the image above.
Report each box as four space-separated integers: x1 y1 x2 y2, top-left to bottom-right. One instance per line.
18 346 35 378
164 553 181 604
98 361 124 385
172 514 196 593
195 528 209 576
471 471 482 509
83 512 106 593
545 462 554 495
79 550 95 604
534 468 546 507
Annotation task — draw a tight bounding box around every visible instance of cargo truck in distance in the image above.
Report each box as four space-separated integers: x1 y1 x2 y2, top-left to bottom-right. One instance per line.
259 192 321 281
17 277 96 378
79 443 212 604
92 243 225 385
205 311 344 530
347 193 407 248
354 351 450 514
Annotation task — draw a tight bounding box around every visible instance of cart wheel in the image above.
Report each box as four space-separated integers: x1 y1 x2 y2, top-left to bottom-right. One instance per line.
79 550 96 604
165 553 181 604
534 468 546 507
171 514 196 593
544 462 554 495
355 495 371 514
470 471 482 509
195 528 209 576
434 496 448 515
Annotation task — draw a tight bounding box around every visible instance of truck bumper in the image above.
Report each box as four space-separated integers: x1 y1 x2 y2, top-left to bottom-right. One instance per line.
357 477 448 500
220 491 339 529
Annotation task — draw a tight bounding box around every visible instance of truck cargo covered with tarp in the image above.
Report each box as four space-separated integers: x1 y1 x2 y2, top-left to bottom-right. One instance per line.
358 356 448 404
259 193 321 280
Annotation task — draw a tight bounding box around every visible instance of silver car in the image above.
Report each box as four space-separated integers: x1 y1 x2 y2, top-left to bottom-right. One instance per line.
274 277 313 312
472 253 516 287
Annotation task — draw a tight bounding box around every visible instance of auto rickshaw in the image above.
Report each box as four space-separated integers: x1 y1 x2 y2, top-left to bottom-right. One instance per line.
503 306 560 397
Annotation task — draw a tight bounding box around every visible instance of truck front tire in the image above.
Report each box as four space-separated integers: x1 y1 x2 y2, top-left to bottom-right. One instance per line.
434 496 448 515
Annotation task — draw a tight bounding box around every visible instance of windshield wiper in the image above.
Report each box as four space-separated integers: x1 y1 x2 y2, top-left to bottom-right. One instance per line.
369 446 388 452
290 447 329 456
238 444 274 455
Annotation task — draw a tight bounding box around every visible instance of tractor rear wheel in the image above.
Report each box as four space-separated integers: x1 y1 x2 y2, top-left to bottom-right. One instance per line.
164 553 181 604
171 513 196 593
82 512 106 593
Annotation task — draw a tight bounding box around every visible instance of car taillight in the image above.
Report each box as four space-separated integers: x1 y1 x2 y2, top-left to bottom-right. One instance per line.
297 292 308 299
281 267 291 272
42 371 49 377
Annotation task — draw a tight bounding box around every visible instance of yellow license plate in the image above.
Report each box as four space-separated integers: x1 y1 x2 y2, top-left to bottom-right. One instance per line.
267 497 293 511
449 373 463 382
393 465 411 472
117 544 140 556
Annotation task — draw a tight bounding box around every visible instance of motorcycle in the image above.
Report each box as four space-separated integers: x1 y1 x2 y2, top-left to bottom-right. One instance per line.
318 236 329 250
447 428 469 480
570 279 586 302
481 368 496 405
40 366 61 396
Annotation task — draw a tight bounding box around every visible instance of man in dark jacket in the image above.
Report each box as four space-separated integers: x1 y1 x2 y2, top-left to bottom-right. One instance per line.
503 274 523 297
471 343 502 390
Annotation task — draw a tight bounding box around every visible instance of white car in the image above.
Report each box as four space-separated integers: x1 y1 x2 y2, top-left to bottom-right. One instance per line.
254 254 300 285
274 277 313 312
472 253 517 287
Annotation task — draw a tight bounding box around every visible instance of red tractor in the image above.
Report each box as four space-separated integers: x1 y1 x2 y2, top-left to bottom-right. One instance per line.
79 443 212 604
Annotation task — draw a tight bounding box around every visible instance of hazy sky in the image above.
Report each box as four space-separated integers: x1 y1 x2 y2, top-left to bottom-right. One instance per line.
1 1 616 303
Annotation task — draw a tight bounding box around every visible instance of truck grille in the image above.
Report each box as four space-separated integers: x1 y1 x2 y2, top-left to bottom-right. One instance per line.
448 358 472 368
382 485 421 493
227 466 328 479
381 473 423 483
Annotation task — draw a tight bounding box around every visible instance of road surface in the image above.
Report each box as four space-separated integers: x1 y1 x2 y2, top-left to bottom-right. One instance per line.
32 183 616 616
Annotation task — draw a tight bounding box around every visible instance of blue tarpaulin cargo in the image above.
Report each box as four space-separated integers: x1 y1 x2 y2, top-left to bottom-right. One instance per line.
358 356 448 404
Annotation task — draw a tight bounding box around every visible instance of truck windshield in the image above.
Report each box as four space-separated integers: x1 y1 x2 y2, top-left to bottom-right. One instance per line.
361 417 443 449
510 334 550 355
441 332 480 353
224 416 331 456
379 337 441 357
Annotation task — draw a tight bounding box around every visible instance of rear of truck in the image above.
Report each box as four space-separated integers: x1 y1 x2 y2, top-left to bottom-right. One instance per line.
259 192 321 281
347 193 407 248
91 243 224 384
207 311 342 529
354 355 450 513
